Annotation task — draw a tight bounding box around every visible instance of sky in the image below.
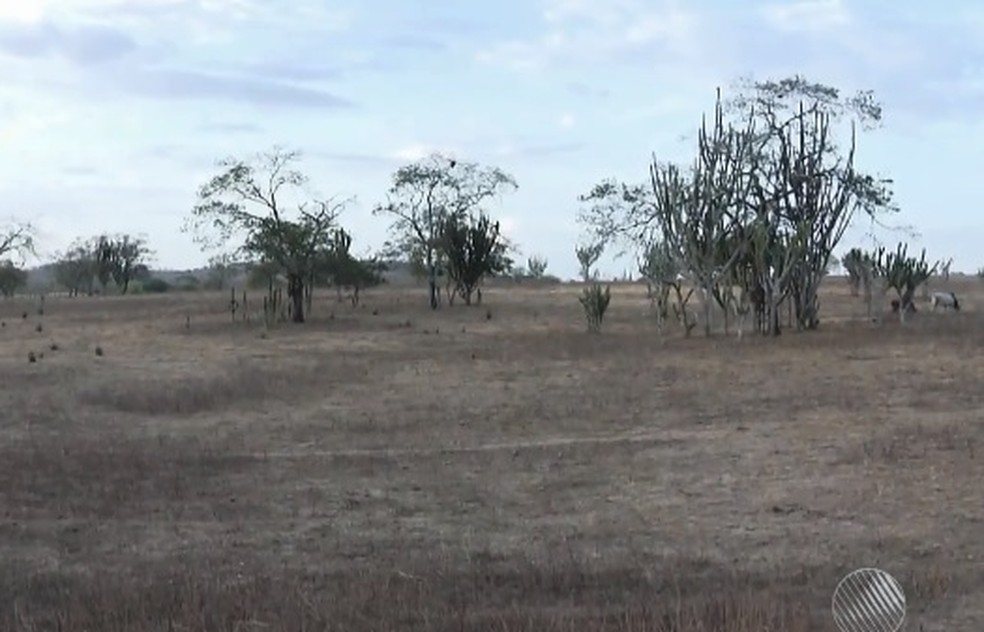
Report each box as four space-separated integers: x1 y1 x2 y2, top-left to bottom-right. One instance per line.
1 0 983 280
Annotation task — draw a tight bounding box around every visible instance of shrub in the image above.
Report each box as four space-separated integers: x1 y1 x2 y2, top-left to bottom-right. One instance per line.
142 278 170 293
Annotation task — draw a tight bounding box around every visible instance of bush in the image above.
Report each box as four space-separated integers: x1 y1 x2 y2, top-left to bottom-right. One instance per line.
142 278 170 293
173 274 202 291
578 283 611 333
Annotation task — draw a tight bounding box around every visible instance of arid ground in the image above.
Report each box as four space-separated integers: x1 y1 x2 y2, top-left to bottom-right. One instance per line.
1 277 982 631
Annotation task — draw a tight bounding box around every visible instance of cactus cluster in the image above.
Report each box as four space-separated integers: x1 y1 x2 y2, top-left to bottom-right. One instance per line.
872 243 938 321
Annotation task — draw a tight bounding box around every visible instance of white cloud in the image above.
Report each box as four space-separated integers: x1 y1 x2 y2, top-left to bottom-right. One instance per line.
493 142 516 157
476 0 701 71
0 1 45 23
389 144 453 162
760 0 851 32
558 112 575 128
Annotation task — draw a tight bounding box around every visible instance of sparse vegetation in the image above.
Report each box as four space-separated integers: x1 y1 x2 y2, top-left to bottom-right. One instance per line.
0 283 979 630
579 76 896 337
578 282 611 332
0 71 980 631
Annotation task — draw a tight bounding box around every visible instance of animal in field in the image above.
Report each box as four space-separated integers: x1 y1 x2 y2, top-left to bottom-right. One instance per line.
930 291 960 311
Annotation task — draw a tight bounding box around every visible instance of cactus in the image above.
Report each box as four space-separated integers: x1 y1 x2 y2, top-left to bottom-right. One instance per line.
874 242 937 323
578 283 612 333
575 243 604 282
229 287 238 322
263 287 285 328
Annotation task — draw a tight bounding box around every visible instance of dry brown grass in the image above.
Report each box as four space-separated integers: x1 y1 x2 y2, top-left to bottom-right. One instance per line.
0 277 983 630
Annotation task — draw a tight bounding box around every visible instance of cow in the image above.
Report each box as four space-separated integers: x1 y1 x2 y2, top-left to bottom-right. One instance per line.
931 291 960 311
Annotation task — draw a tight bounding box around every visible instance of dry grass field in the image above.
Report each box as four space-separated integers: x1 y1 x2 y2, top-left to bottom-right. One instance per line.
1 276 983 631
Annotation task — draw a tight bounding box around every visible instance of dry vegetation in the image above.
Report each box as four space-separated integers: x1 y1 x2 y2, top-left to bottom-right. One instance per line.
0 277 982 631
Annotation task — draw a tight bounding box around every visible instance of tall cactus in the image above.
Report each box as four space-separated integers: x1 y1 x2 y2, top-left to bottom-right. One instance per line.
650 88 758 337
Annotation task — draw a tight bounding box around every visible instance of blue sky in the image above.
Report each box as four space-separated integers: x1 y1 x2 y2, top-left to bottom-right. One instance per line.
1 0 983 279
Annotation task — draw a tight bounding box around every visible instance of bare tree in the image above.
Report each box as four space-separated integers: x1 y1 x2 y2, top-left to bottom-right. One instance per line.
0 220 35 264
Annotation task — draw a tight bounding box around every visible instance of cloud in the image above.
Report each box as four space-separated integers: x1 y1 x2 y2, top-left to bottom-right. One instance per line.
476 0 701 71
0 2 45 23
389 135 587 164
492 140 586 159
760 0 850 32
237 51 396 83
513 141 586 158
478 0 984 127
379 34 446 52
194 120 262 134
238 59 344 83
0 102 73 143
558 112 575 128
112 66 357 108
389 144 453 162
312 151 399 167
567 81 610 99
0 19 138 63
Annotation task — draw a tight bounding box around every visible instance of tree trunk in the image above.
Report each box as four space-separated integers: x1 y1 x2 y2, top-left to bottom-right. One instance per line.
305 273 314 314
701 283 713 337
427 252 438 310
899 287 916 323
288 274 305 323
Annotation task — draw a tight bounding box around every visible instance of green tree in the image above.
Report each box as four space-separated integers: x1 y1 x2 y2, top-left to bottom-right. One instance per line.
99 234 152 294
52 240 99 296
319 229 387 306
0 260 27 297
183 147 351 323
374 153 517 309
439 211 510 305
